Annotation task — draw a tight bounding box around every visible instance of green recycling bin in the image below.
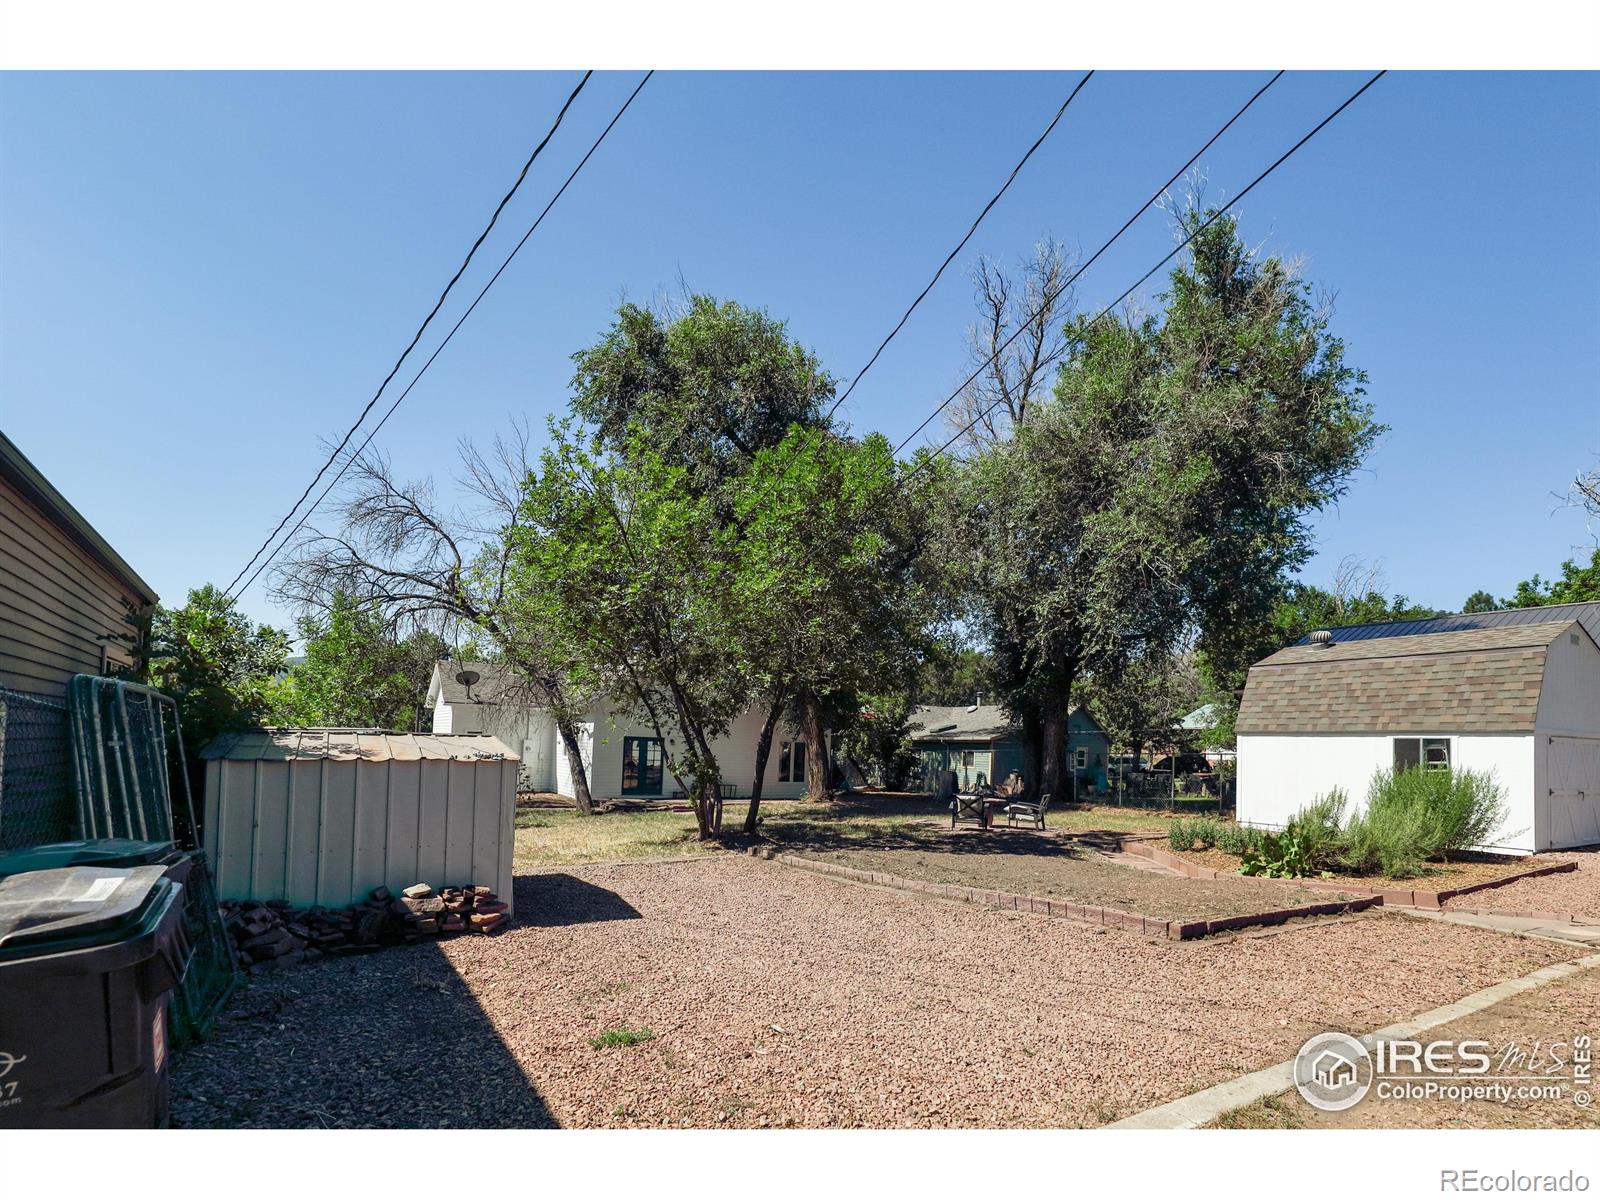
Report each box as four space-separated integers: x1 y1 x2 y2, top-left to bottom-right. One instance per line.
0 863 189 1128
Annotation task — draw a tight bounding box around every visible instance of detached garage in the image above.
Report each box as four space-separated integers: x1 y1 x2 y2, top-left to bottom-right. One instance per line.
1237 607 1600 854
201 729 519 912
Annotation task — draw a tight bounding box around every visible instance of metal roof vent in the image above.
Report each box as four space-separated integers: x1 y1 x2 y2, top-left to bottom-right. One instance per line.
1308 629 1333 647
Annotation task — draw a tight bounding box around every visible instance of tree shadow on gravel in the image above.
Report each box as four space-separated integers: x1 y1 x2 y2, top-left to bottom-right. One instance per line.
514 873 644 927
170 940 558 1129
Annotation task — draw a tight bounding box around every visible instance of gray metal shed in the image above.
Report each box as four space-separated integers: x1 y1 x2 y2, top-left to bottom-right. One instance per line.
201 729 519 913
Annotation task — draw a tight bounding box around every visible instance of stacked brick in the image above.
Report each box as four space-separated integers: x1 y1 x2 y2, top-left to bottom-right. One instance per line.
221 882 508 970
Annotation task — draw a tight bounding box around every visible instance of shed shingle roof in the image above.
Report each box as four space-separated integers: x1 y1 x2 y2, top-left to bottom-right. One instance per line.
1236 620 1577 735
433 660 529 706
907 703 1091 743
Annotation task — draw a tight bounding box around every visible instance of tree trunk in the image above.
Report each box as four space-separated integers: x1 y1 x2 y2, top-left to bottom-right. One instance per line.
555 717 595 816
1039 708 1066 805
1020 710 1044 802
746 688 786 834
801 695 830 803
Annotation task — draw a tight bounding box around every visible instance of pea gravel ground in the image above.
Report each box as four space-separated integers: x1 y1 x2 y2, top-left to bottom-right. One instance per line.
1443 850 1599 920
171 854 1573 1129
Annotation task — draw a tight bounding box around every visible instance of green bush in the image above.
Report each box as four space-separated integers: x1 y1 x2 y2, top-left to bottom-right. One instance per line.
1341 768 1510 878
1214 822 1264 856
1168 817 1224 851
1240 831 1315 878
1283 789 1347 872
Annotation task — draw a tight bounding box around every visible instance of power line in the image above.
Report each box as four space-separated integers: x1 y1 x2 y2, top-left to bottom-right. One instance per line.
891 69 1285 456
228 71 655 604
898 70 1386 485
824 71 1095 423
222 70 594 599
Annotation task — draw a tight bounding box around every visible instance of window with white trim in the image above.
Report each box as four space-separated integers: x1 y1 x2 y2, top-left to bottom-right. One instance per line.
779 740 807 783
1393 737 1450 772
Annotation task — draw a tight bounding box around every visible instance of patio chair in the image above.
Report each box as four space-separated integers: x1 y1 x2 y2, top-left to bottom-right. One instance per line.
1005 791 1051 831
951 791 988 827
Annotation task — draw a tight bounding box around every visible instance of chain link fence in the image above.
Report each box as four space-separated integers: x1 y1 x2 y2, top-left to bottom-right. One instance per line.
0 687 77 849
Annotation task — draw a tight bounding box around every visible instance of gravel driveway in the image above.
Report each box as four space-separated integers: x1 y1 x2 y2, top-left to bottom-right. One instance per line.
172 854 1572 1128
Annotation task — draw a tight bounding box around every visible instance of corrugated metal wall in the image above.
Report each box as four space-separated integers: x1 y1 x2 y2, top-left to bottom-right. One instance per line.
203 754 518 913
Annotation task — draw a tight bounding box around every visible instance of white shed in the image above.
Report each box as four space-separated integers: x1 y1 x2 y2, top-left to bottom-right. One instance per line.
1236 607 1600 855
201 729 519 912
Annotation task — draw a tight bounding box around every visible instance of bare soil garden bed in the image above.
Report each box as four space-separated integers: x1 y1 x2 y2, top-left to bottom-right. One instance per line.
1168 844 1570 893
768 823 1367 923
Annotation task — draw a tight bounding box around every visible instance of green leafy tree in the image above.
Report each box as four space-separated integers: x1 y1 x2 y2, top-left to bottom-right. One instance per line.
277 592 444 729
509 431 750 839
1077 653 1204 761
148 584 291 755
728 426 946 822
1504 547 1600 608
964 211 1382 800
1462 590 1501 613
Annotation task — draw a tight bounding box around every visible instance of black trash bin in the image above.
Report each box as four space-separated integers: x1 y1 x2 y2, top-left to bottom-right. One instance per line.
0 839 237 1048
0 863 189 1128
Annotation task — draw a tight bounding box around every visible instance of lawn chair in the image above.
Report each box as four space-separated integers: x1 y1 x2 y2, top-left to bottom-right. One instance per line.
951 791 987 827
1005 791 1051 831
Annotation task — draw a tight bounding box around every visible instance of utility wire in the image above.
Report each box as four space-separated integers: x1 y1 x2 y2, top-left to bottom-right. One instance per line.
824 70 1095 423
229 71 655 603
899 70 1386 485
223 70 594 600
891 69 1284 457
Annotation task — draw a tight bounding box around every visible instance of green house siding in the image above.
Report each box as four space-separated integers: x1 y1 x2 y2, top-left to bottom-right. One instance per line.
915 743 993 792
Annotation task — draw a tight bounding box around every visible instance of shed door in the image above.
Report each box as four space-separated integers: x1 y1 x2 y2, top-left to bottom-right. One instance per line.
1544 736 1600 850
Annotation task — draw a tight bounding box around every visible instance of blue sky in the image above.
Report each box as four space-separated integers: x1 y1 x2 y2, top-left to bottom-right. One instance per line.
2 70 1597 634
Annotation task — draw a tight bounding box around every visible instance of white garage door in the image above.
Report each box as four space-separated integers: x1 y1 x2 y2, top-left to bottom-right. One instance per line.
1544 736 1600 849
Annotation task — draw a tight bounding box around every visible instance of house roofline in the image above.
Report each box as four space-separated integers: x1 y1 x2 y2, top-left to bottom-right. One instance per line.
1 428 158 606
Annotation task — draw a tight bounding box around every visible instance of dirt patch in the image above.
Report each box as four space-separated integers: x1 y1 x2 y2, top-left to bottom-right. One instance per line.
776 825 1362 922
1171 845 1567 892
1442 850 1600 920
172 856 1570 1128
1210 962 1600 1130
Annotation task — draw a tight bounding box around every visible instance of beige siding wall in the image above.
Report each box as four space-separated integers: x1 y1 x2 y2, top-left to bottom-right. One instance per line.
0 477 147 697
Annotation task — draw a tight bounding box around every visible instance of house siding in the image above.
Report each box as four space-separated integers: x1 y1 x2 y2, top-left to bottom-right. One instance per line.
1238 731 1538 854
0 473 152 697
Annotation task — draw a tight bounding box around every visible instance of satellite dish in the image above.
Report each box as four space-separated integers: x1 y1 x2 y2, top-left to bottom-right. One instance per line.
455 669 481 701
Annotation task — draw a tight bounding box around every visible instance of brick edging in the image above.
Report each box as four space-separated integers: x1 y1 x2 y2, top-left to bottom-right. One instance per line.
750 846 1378 940
1115 837 1579 909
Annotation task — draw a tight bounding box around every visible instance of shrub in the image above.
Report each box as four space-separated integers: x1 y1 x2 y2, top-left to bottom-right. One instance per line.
1215 822 1264 856
1169 817 1224 852
1341 767 1510 878
1239 831 1314 878
1283 789 1347 872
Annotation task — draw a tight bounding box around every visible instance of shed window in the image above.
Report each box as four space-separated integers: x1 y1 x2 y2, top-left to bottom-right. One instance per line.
1393 737 1450 772
622 736 664 795
1074 747 1087 769
779 740 807 783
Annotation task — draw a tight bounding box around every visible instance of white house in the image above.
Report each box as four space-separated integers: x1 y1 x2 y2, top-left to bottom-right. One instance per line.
426 660 817 801
1236 602 1600 854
